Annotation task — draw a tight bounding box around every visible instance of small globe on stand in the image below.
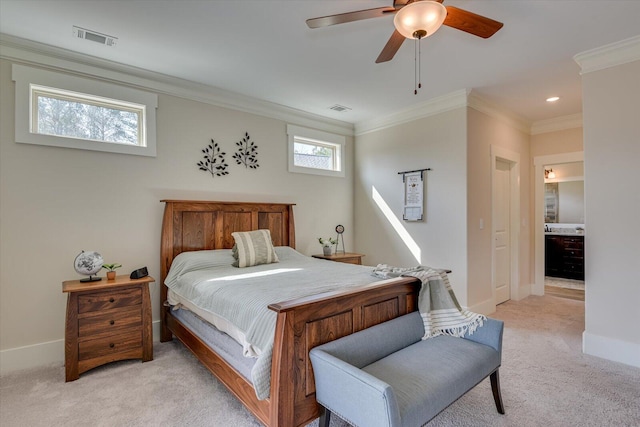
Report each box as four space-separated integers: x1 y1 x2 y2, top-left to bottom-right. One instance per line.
74 251 104 282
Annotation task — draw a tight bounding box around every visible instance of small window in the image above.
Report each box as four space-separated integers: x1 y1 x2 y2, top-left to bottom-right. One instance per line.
13 64 157 157
32 85 145 146
287 124 345 177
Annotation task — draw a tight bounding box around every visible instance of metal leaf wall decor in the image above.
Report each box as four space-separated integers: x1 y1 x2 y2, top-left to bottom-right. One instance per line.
197 139 229 178
232 132 259 169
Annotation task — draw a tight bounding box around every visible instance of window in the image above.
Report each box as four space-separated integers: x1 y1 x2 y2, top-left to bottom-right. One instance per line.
13 64 157 156
33 85 144 146
287 124 345 177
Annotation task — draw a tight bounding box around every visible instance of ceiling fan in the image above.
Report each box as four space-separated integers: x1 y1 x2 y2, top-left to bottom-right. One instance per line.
306 0 503 63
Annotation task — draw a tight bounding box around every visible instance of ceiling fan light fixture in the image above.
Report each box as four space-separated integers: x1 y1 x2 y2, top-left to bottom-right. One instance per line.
393 1 448 39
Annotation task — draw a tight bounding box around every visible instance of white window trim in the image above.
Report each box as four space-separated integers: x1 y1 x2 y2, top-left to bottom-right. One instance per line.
12 64 158 157
287 124 345 178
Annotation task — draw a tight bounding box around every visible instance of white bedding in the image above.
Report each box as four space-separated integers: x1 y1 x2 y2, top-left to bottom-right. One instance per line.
164 246 382 399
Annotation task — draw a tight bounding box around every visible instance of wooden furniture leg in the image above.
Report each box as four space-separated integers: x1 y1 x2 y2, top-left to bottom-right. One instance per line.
490 369 505 414
319 407 331 427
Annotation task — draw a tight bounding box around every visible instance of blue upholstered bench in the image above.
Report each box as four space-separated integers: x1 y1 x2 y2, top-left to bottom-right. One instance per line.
309 311 504 427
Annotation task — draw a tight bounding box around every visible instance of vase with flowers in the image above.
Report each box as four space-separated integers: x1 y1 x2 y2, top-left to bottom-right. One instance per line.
318 237 337 256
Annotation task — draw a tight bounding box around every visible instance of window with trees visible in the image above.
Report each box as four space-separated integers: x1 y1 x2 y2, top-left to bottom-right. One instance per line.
287 124 345 177
33 85 143 146
12 64 157 157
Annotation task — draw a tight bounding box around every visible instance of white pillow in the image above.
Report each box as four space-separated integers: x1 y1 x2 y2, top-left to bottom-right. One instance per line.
232 229 279 268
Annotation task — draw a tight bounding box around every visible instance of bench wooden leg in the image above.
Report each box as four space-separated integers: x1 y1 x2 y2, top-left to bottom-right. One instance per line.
490 369 505 414
318 406 331 427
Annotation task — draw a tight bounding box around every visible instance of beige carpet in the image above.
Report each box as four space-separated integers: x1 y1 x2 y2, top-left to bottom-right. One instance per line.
2 295 639 426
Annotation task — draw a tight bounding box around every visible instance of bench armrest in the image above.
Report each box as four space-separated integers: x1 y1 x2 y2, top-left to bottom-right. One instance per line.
463 318 504 357
310 347 401 427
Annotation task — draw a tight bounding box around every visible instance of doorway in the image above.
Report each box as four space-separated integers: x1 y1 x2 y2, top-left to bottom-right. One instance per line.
533 152 584 296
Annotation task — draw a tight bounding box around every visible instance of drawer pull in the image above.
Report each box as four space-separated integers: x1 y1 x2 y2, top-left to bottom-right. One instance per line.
109 343 115 349
109 320 115 325
109 298 115 303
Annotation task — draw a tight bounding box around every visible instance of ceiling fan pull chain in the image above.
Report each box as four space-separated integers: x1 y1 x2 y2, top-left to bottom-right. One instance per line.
414 38 418 95
413 35 424 95
418 38 422 91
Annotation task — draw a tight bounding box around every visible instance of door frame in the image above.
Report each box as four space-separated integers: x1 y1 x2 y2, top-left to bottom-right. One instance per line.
491 145 520 304
532 151 584 295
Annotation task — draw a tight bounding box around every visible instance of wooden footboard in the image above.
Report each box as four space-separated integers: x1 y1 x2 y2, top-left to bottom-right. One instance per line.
268 276 420 427
162 275 419 427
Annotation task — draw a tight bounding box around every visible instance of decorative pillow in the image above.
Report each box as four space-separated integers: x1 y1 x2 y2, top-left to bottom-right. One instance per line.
231 229 279 268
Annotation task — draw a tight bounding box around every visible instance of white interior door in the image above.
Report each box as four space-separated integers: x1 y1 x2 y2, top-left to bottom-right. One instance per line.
494 159 511 304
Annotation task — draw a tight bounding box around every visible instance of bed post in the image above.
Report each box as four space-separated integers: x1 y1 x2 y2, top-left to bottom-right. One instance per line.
160 201 174 342
287 204 295 249
269 310 297 426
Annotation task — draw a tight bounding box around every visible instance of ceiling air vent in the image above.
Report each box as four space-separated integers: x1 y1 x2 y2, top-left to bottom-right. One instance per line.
72 26 117 47
329 104 352 113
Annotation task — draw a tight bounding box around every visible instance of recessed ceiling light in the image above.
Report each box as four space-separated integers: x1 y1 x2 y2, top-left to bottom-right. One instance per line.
546 96 560 103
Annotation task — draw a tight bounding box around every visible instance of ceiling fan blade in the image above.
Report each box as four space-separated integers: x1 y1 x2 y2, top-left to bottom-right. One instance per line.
376 29 406 63
443 6 504 38
306 7 396 29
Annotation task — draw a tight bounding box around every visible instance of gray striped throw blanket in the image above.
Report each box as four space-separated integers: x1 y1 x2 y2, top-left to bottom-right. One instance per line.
372 264 486 339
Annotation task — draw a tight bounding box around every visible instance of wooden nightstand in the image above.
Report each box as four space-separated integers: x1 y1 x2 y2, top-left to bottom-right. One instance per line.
62 275 154 382
312 252 365 265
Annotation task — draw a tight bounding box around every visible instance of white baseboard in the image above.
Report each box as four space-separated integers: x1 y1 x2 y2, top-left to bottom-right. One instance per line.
0 339 64 375
516 283 532 300
583 331 640 368
467 297 496 316
152 319 160 343
0 320 163 375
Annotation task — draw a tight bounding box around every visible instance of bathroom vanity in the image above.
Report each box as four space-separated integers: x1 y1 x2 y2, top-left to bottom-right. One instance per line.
545 233 584 280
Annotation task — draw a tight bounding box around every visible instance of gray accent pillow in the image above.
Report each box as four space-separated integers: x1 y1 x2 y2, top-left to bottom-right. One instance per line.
231 229 279 268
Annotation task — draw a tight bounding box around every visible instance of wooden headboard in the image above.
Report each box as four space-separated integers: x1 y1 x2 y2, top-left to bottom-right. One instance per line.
160 200 295 298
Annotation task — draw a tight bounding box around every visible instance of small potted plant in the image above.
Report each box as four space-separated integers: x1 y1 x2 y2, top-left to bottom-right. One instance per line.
102 263 122 280
318 237 337 256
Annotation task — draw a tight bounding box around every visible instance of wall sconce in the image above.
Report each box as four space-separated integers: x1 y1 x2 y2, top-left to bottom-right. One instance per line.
545 168 556 179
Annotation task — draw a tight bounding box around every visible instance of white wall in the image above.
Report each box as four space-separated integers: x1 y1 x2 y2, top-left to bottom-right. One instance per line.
0 57 354 373
354 104 532 312
467 109 531 311
580 58 640 367
354 108 469 304
531 127 583 158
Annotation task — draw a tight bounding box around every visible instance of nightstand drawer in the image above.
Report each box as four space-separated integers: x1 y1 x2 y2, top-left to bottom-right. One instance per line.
78 288 142 313
79 330 142 360
78 306 142 338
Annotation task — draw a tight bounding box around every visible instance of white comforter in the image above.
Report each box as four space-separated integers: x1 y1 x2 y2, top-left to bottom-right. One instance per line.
164 246 381 400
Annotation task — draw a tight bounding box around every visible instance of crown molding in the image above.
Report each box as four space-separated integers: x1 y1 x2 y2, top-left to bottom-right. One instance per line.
354 89 470 135
530 113 583 135
574 35 640 74
467 92 531 134
354 89 533 136
0 34 354 137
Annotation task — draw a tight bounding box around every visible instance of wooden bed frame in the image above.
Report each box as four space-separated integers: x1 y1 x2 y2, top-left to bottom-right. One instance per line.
160 200 421 427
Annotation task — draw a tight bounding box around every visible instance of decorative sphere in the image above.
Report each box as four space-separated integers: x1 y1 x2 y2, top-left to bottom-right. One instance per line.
74 251 104 276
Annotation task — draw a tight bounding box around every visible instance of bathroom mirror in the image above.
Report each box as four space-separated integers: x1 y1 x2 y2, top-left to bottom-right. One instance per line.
545 180 584 223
